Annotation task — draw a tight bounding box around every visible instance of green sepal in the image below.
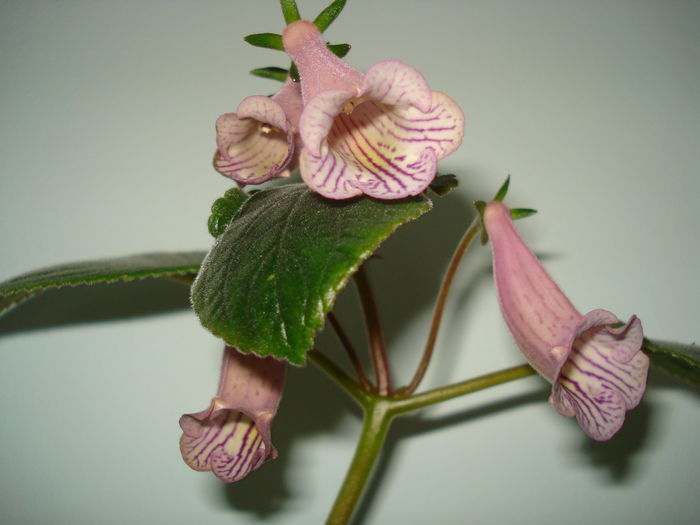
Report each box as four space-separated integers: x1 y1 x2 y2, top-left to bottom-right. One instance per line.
0 252 205 317
208 188 250 238
643 338 700 386
428 174 459 196
280 0 302 24
473 200 489 245
289 62 300 82
250 67 288 82
510 208 537 220
244 33 284 51
328 43 351 58
313 0 347 32
493 175 510 202
191 183 432 365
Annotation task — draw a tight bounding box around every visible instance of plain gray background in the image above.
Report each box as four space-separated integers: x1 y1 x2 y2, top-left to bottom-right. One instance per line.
1 1 698 524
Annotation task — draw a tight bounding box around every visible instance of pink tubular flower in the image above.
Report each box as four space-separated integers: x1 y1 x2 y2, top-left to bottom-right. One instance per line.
214 77 303 184
484 201 649 441
179 346 286 482
282 20 465 200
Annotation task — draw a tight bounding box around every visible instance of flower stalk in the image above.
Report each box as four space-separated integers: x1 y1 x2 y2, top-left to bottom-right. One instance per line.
402 213 481 395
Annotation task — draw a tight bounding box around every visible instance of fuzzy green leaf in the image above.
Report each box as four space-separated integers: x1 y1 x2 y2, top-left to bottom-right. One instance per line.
208 188 250 238
0 252 205 317
643 338 700 386
191 183 431 365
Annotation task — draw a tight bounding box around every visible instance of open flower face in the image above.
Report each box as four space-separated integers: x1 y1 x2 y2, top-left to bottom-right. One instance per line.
214 77 303 185
179 347 286 482
283 21 464 199
484 201 649 441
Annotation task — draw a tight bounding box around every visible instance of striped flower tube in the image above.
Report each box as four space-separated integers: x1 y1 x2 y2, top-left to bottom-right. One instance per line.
484 201 649 441
282 20 465 200
179 347 286 482
214 77 303 185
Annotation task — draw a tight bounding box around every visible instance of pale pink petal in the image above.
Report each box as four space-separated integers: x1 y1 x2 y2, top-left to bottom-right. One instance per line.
300 90 357 157
551 311 648 441
179 410 268 482
299 147 363 199
484 201 581 380
382 91 465 160
300 99 445 199
282 20 363 104
179 348 286 482
214 97 294 184
362 60 432 113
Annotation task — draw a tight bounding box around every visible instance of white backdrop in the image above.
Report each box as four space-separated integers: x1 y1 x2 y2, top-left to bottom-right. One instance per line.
1 1 698 524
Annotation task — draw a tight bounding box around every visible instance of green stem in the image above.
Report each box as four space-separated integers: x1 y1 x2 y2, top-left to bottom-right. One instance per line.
390 364 536 416
325 398 392 525
314 361 536 524
308 349 370 407
403 215 481 395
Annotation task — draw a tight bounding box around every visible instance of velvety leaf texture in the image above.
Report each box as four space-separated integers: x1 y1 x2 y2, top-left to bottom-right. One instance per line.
191 183 431 365
0 252 205 317
643 338 700 386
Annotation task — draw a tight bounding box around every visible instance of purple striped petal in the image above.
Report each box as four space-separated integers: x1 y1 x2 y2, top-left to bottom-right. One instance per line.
551 311 648 441
299 95 462 199
362 60 432 113
484 200 581 380
180 409 267 482
214 78 302 185
214 97 293 184
179 348 286 482
484 201 649 440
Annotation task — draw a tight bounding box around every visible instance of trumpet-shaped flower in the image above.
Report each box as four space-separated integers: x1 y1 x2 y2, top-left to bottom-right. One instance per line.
484 201 649 441
179 346 286 482
214 77 303 184
282 20 464 200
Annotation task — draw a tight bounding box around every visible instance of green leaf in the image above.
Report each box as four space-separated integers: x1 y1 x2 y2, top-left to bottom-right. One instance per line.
510 208 537 220
429 174 458 196
250 66 288 82
643 338 700 386
314 0 347 32
191 183 431 365
244 33 284 51
493 175 510 202
0 252 205 317
327 43 351 58
208 188 250 238
280 0 302 24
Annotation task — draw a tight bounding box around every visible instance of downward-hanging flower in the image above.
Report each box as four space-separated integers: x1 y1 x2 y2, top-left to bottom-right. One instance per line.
179 346 286 482
484 201 649 441
282 20 464 200
214 77 303 185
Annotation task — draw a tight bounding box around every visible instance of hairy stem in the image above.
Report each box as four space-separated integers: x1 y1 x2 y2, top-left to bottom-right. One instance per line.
354 266 392 395
328 312 372 390
403 215 481 395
